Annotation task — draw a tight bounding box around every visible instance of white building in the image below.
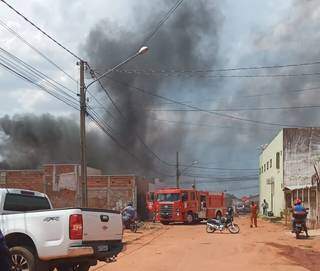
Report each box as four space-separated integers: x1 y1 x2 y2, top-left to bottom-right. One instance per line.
259 128 320 226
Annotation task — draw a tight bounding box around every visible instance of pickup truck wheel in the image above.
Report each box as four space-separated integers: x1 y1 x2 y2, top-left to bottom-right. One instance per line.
57 263 90 271
10 246 36 271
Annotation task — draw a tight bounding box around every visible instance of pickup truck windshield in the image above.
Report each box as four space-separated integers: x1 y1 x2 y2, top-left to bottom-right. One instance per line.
4 193 51 211
157 193 180 202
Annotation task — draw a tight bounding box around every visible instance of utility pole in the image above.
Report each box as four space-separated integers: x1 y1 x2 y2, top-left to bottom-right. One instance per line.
176 151 180 188
79 60 88 207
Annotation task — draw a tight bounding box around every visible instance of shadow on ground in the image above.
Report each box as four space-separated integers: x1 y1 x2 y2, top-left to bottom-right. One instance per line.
266 242 320 271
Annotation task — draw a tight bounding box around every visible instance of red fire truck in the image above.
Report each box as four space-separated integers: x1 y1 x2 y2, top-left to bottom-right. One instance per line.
147 188 226 224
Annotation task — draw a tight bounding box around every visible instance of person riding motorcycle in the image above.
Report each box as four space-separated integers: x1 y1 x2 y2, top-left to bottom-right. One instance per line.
122 202 137 227
292 198 309 237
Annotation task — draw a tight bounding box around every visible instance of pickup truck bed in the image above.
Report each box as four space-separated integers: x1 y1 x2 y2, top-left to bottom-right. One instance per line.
0 188 123 271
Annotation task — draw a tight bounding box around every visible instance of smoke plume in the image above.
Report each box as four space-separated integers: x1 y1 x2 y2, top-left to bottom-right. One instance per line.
83 0 223 176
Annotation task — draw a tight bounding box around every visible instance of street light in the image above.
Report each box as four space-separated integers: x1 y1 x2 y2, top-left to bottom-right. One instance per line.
79 46 149 207
86 46 149 90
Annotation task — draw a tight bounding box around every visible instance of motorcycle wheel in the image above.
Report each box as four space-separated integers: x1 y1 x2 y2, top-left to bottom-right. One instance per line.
295 231 300 239
130 223 138 233
206 225 215 233
228 223 240 234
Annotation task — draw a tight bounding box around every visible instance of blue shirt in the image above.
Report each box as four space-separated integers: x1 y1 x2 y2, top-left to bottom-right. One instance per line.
123 206 136 220
294 204 305 212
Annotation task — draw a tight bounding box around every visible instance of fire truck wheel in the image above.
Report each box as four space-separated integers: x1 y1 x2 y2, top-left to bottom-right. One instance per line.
161 221 169 225
186 213 194 224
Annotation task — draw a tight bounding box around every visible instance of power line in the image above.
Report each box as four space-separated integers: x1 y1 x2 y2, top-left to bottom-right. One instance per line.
0 0 82 60
0 60 79 110
145 104 320 112
117 59 320 74
0 19 77 83
0 46 78 99
107 78 309 128
115 69 320 79
143 0 185 45
145 116 277 131
181 165 257 171
87 110 174 178
87 68 175 167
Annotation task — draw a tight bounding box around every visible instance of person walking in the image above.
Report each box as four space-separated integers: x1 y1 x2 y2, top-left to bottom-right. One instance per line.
0 229 10 271
250 201 258 228
261 199 269 216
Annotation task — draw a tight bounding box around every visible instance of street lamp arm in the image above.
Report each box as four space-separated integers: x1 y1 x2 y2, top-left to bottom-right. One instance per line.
86 46 148 90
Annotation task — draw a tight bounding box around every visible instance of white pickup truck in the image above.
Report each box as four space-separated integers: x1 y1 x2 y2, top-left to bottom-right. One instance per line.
0 188 123 271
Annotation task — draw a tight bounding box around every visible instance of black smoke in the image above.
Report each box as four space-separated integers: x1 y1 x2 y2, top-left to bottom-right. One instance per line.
83 0 223 176
0 114 109 170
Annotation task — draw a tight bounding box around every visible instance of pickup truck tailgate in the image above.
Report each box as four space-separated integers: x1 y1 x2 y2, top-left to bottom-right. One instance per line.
82 209 123 241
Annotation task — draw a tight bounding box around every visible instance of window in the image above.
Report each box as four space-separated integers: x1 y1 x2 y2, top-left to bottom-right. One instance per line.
191 192 196 201
267 161 269 170
182 192 188 201
4 193 51 211
0 172 6 184
276 152 280 169
264 164 266 172
270 159 272 168
157 193 180 202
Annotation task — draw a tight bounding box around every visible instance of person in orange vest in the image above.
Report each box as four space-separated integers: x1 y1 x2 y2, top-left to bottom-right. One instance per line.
250 201 258 228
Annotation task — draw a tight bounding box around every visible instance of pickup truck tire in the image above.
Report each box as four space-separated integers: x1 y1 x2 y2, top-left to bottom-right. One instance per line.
56 263 90 271
10 246 36 271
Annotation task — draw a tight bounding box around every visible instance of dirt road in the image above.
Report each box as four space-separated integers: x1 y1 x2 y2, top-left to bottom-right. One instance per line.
91 217 320 271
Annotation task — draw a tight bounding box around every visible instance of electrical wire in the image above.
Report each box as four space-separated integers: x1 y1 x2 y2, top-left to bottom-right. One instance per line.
87 67 175 167
107 78 309 128
145 104 320 112
0 18 77 83
181 165 257 171
0 60 79 110
86 110 175 178
117 59 320 74
0 0 82 61
115 69 320 79
143 0 185 45
0 46 78 101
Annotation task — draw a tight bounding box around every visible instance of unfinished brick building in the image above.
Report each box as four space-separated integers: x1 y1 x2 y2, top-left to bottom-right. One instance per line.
0 164 150 219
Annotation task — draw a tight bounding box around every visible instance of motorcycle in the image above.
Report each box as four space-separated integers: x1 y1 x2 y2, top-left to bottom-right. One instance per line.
293 210 309 239
206 213 240 234
122 216 144 233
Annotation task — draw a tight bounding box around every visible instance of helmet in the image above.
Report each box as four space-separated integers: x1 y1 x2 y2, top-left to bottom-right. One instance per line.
295 198 302 205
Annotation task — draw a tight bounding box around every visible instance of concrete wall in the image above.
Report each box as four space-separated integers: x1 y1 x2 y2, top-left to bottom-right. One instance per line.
283 128 320 188
259 130 285 217
282 128 320 225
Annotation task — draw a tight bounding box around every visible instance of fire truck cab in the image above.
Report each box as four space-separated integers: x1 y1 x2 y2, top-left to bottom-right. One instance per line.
149 188 226 224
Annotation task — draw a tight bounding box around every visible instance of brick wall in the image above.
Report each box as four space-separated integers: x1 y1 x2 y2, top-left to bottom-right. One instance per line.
88 175 136 211
0 170 44 192
0 164 150 218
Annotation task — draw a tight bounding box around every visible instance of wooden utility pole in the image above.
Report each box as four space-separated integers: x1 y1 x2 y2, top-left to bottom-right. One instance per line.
79 60 88 207
176 151 180 188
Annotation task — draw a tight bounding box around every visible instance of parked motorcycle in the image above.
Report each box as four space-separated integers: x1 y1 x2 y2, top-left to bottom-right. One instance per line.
206 213 240 234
